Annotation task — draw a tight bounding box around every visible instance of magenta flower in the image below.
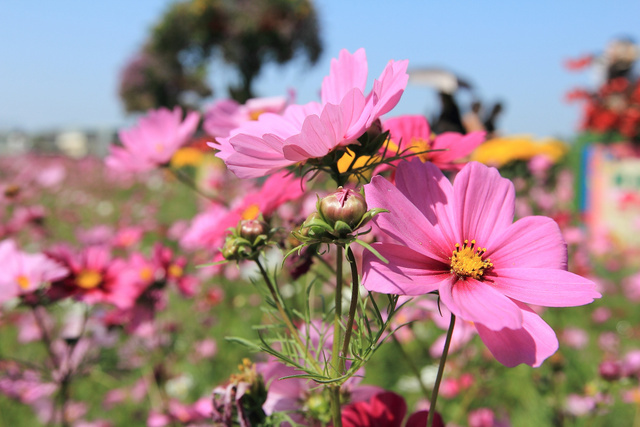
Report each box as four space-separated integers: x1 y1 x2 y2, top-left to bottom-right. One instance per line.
382 115 485 171
46 245 140 309
106 107 200 172
215 48 409 178
362 160 601 367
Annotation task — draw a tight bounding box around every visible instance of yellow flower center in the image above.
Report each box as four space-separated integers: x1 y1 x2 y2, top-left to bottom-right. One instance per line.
248 109 265 121
171 147 204 168
229 358 257 385
16 275 31 290
241 204 260 220
168 264 183 278
450 239 493 280
76 270 102 289
140 267 154 282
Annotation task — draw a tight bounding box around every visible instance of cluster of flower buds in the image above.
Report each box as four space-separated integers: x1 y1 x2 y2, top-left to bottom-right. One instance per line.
221 218 275 261
293 187 386 245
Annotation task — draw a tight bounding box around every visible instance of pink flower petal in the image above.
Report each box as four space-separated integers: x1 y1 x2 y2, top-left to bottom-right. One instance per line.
365 175 450 263
321 48 368 105
439 278 523 331
384 115 431 144
362 243 452 296
489 268 601 307
395 160 460 248
431 131 485 163
476 301 559 367
283 114 335 161
453 161 515 248
489 216 567 269
366 59 409 126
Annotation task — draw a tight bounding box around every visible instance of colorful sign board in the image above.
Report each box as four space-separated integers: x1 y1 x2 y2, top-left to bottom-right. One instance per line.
586 143 640 262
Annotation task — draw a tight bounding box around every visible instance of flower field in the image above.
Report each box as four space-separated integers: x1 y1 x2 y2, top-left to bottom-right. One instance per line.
1 47 640 427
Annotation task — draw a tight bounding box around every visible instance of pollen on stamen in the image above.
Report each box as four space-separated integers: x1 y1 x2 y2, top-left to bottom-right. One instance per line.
449 239 493 280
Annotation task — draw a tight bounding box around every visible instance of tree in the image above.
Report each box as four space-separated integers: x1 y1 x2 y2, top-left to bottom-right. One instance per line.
119 0 323 113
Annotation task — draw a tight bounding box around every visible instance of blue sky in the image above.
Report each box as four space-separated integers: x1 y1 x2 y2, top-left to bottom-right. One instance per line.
1 1 639 139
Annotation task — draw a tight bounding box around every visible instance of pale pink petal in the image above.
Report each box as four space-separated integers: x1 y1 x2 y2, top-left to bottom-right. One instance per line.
439 278 523 331
220 133 293 178
366 59 409 126
203 98 241 139
365 175 450 263
488 216 567 269
175 109 201 147
476 302 559 367
340 88 370 141
489 268 601 307
282 114 335 161
394 159 459 248
361 243 451 296
321 48 368 105
453 161 515 248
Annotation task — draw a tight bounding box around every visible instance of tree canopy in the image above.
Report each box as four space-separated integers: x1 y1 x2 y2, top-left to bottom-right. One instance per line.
119 0 323 113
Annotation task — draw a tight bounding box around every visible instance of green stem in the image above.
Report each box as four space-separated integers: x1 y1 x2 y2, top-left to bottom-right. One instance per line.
255 258 321 372
168 167 225 204
31 306 59 368
338 247 360 374
331 245 344 376
428 313 456 427
329 385 343 427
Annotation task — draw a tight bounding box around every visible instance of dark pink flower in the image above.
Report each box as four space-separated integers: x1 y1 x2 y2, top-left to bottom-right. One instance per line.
362 160 601 367
383 115 485 170
46 245 140 309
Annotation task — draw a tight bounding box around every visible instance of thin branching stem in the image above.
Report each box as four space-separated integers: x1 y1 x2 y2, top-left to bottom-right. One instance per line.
338 247 360 374
31 305 59 368
167 167 225 204
255 258 321 372
428 313 456 427
331 245 344 376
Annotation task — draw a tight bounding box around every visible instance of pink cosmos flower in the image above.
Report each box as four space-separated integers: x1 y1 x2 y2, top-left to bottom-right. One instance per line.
204 96 288 140
382 115 485 170
215 48 409 178
361 160 601 367
106 107 200 172
0 240 68 304
46 245 140 309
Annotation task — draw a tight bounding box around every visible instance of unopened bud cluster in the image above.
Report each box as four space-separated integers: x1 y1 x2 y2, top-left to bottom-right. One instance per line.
222 219 274 261
294 187 385 244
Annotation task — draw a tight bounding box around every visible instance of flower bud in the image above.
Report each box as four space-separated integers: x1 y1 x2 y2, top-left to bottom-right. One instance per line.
319 187 367 230
239 219 269 242
599 360 621 381
221 238 241 260
300 212 327 238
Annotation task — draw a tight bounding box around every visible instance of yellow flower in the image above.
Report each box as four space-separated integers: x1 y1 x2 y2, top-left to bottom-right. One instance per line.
470 135 568 167
171 147 205 168
337 148 378 181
